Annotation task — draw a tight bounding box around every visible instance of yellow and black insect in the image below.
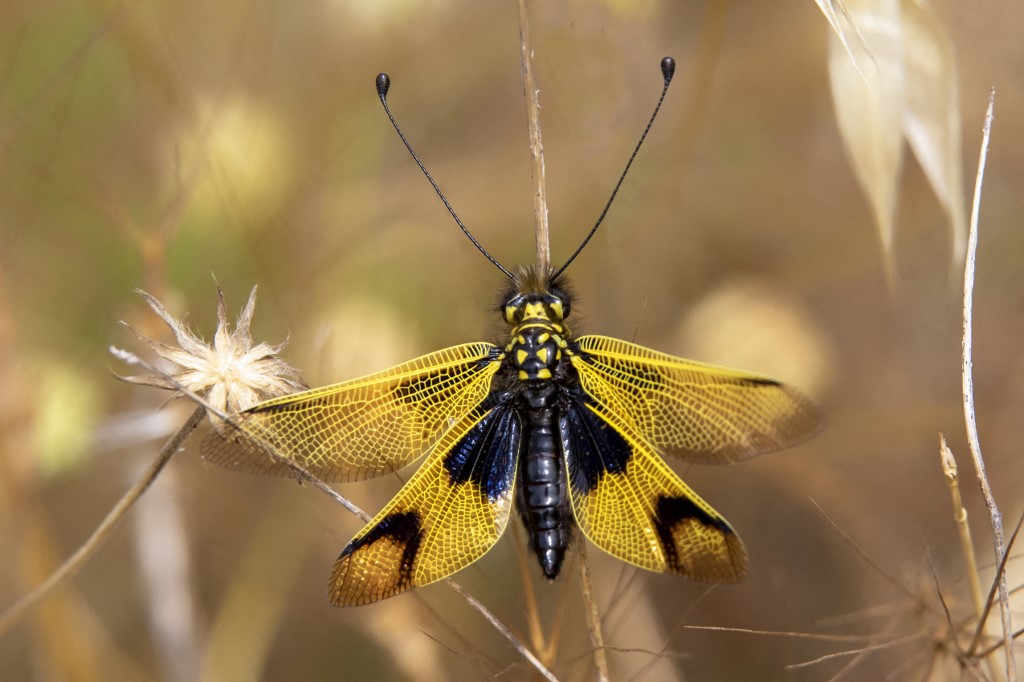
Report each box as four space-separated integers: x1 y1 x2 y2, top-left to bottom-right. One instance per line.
203 57 822 606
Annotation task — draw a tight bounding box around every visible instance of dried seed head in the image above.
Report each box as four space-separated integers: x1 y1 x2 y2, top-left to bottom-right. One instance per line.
119 286 307 431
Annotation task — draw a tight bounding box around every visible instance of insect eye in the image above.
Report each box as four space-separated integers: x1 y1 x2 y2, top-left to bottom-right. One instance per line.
502 294 525 324
545 292 570 321
546 298 564 321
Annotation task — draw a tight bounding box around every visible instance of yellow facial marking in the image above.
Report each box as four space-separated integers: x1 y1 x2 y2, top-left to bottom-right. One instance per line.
505 305 517 322
523 302 546 319
549 300 563 320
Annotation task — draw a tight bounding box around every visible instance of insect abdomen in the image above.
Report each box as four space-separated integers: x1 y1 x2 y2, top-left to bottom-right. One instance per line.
518 385 569 579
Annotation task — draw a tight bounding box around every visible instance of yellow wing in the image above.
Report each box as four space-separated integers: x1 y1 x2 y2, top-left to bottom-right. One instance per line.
330 402 521 606
562 394 746 582
571 335 822 465
201 343 501 481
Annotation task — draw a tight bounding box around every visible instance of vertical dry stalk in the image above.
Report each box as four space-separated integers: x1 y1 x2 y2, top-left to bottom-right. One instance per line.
961 89 1015 681
517 0 550 271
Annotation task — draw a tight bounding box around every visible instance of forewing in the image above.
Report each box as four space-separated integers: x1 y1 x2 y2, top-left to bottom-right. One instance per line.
571 335 822 464
561 395 747 582
330 401 521 605
201 343 501 481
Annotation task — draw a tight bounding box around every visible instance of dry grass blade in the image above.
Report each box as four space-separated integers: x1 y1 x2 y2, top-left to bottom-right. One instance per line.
827 0 904 282
0 405 206 637
961 89 1016 681
900 0 967 271
813 0 870 79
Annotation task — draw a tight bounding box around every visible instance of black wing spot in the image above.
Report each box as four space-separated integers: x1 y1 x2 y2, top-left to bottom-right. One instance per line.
742 377 781 387
340 510 423 587
330 510 427 605
652 496 733 573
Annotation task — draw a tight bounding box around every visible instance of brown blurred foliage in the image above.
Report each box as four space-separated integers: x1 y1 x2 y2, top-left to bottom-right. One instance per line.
0 1 1021 680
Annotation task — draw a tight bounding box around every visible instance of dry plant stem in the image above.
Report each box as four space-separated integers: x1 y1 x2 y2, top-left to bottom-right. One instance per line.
0 405 206 638
111 347 550 677
576 543 609 682
446 581 560 682
517 0 550 271
961 90 1016 681
811 499 919 602
938 435 986 626
970 514 1024 656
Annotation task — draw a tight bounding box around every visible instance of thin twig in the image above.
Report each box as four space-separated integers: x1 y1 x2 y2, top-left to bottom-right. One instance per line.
577 543 609 681
784 633 926 670
517 0 550 271
810 499 920 603
682 625 884 643
446 581 560 682
0 405 206 637
961 89 1015 681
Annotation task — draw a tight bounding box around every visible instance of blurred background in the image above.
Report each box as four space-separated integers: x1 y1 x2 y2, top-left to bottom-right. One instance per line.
0 1 1021 680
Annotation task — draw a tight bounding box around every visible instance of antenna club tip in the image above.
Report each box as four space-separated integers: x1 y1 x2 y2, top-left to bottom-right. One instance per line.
660 57 675 84
376 72 391 99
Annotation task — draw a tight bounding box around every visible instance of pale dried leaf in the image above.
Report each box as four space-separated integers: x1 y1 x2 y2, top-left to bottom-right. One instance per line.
900 0 966 269
813 0 870 78
828 0 905 279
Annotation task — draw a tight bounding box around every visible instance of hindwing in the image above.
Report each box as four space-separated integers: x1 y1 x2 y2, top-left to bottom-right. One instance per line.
561 392 747 582
201 343 501 481
570 335 821 465
330 399 521 606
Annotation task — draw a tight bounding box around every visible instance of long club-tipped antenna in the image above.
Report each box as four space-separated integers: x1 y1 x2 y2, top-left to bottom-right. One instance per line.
376 73 515 280
551 57 676 280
